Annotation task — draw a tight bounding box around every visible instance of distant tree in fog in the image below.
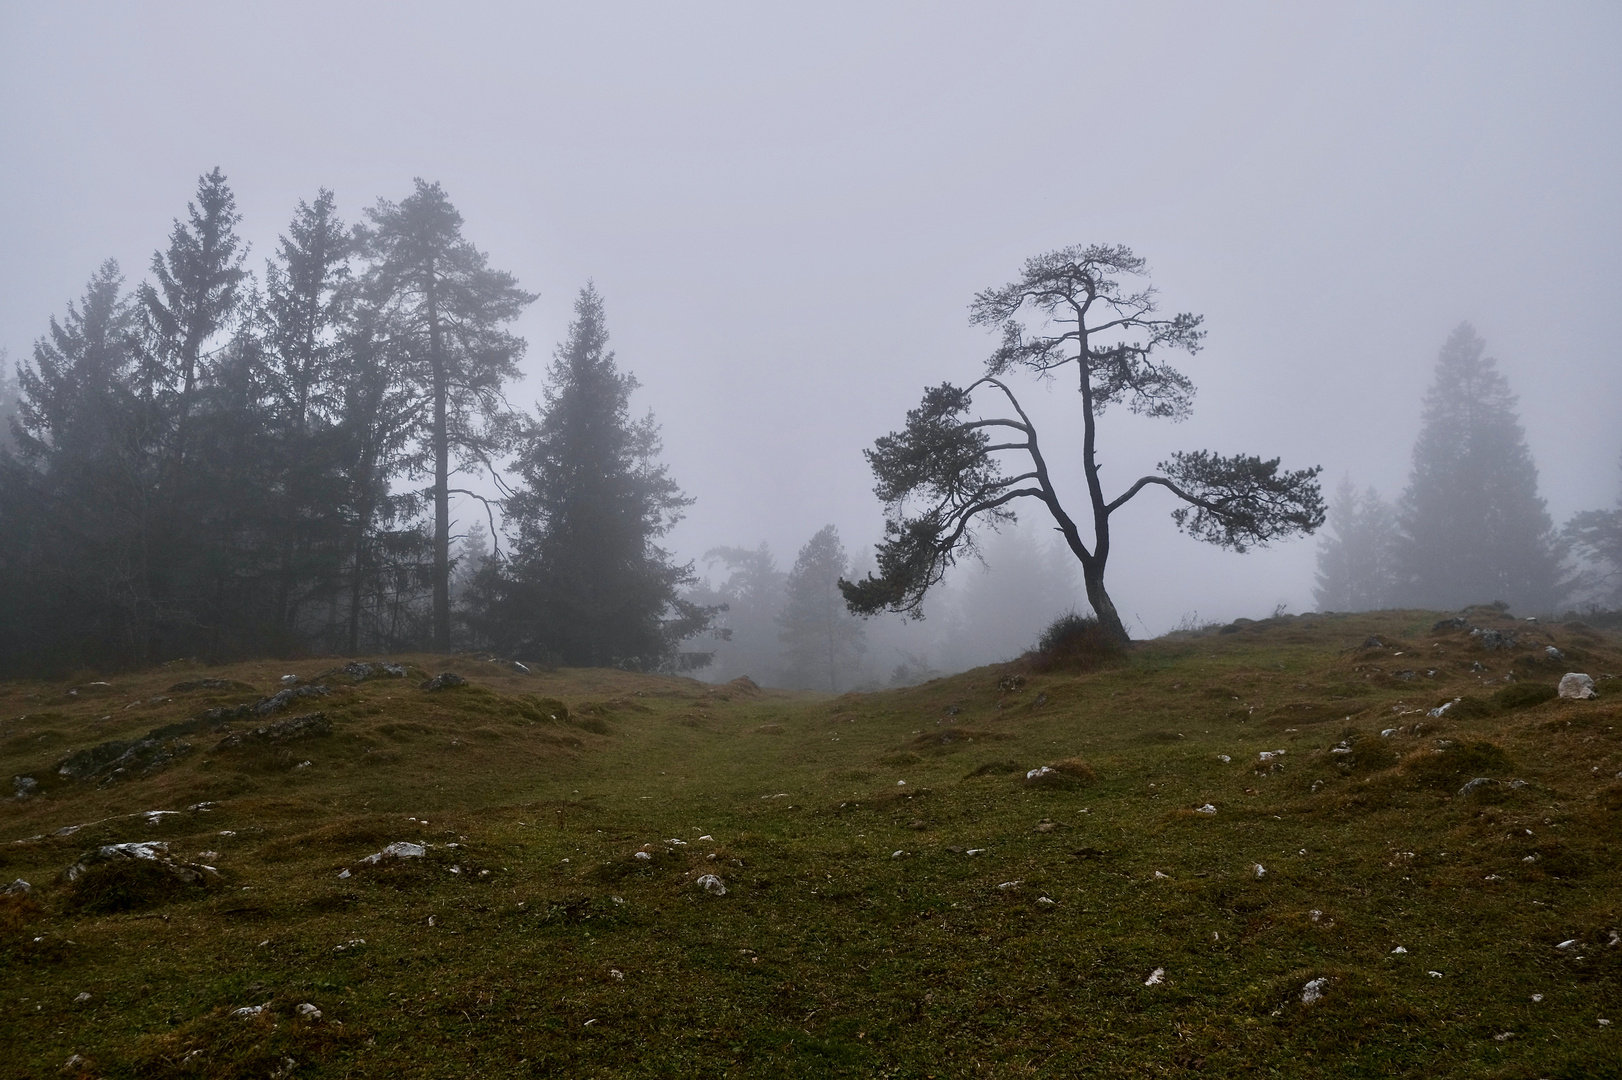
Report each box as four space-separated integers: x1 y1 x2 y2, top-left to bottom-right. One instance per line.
1313 477 1398 611
0 350 19 453
1563 449 1622 609
1394 323 1564 613
358 179 535 651
780 525 867 692
687 543 786 683
472 285 717 669
840 244 1324 645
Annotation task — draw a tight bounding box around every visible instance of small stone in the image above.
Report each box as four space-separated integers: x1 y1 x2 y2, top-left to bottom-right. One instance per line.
280 674 299 685
1531 993 1543 1002
1546 646 1566 661
633 851 652 861
1391 946 1407 954
1036 896 1056 906
420 672 467 691
696 873 726 896
609 969 624 980
75 992 91 1003
1195 804 1217 814
1428 970 1444 978
892 850 905 858
297 1002 322 1020
997 880 1020 890
337 869 351 879
698 834 713 841
1153 871 1171 880
1300 976 1330 1004
232 1004 266 1018
1217 754 1231 763
1254 863 1267 878
3 879 31 896
1557 939 1579 950
1144 967 1165 986
966 848 986 856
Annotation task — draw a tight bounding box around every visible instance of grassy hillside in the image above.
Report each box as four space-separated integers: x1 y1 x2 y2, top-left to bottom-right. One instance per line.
2 610 1619 1078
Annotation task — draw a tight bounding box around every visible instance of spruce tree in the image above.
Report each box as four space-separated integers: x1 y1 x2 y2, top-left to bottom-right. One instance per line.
1394 323 1563 613
1563 449 1622 610
478 285 715 669
778 525 868 692
689 543 787 683
359 179 534 650
1313 477 1398 612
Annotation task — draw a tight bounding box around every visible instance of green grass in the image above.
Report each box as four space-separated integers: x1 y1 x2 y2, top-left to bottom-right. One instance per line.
2 610 1619 1078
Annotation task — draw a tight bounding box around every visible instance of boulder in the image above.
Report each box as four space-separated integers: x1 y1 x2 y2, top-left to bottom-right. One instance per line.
421 672 467 691
1558 673 1597 700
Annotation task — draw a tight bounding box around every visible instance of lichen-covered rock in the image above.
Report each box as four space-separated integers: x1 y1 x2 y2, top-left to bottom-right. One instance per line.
1558 672 1597 700
421 672 467 691
213 711 332 750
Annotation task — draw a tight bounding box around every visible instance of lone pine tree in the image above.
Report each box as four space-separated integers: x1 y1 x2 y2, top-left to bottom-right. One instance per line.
1395 323 1563 614
840 244 1324 645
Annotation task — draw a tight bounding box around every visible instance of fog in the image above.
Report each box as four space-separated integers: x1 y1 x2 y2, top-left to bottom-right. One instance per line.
3 2 1619 652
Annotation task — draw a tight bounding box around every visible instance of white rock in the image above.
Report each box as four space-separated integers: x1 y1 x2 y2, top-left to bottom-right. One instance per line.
698 834 714 841
3 879 31 896
1557 939 1579 950
966 848 987 856
997 880 1020 890
665 838 687 846
75 992 91 1003
1144 967 1165 986
1253 863 1267 878
297 1002 322 1020
1195 804 1217 814
1531 993 1543 1002
1428 970 1444 978
1037 896 1056 906
892 851 905 858
1153 871 1171 880
232 1004 266 1018
1381 728 1398 737
337 869 351 879
359 841 425 865
1217 754 1231 763
1392 946 1407 954
609 969 624 980
896 780 907 786
1300 976 1330 1004
1558 673 1597 700
1026 766 1056 780
633 851 652 861
696 873 726 896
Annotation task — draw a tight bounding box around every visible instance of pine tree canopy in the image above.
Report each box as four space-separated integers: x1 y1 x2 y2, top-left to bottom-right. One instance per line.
1395 323 1564 614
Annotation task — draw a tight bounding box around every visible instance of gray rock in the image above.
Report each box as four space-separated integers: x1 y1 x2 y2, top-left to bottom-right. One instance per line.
1546 646 1567 662
2 879 31 896
213 711 332 750
1558 673 1597 700
13 775 37 798
421 672 467 691
696 873 727 896
1459 777 1499 796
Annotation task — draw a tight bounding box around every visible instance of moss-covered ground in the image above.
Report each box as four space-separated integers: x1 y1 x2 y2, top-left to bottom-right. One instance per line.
2 609 1619 1078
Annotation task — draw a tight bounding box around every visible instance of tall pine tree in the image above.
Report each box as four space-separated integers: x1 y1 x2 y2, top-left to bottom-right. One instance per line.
359 180 533 650
475 285 715 669
1394 323 1563 614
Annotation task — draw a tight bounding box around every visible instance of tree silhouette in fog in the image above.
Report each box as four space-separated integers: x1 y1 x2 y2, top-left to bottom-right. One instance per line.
471 285 717 669
1395 323 1564 614
841 244 1324 644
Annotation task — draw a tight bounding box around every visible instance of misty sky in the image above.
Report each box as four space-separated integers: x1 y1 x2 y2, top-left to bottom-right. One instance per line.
3 2 1619 635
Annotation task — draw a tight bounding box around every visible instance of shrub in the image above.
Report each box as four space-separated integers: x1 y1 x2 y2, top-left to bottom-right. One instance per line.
1493 683 1557 710
1030 612 1119 672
